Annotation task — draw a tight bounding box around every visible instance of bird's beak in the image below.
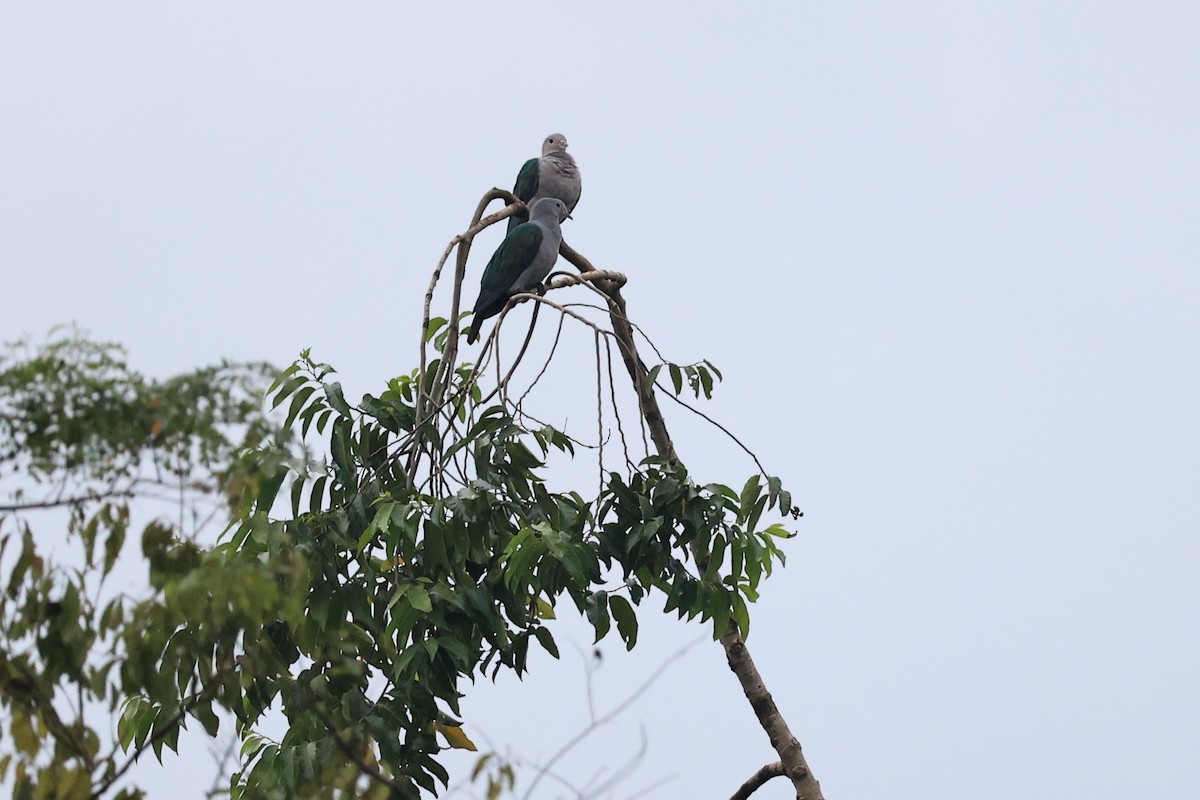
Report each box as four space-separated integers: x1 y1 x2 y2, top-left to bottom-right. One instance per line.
566 213 574 220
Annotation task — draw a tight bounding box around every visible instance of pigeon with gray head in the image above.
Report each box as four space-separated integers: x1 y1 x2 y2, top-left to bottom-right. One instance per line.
467 197 571 344
508 133 581 233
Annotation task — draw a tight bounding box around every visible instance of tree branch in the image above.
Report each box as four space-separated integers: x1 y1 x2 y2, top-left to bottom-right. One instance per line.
557 241 825 800
730 761 786 800
90 686 212 800
411 188 524 486
311 702 420 799
0 489 135 513
436 221 824 799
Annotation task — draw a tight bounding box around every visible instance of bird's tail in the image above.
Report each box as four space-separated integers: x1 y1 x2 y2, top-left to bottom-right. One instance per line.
465 323 479 345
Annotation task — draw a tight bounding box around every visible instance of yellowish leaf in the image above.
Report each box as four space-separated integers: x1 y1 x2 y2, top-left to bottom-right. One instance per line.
534 597 556 620
431 722 477 751
11 708 38 757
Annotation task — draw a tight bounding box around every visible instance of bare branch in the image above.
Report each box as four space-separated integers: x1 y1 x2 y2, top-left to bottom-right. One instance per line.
411 187 524 486
603 336 638 470
0 489 134 513
730 761 786 800
555 242 825 800
654 383 770 478
513 307 568 413
519 638 702 800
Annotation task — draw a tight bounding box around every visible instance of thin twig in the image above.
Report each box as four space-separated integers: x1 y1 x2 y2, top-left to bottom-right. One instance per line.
604 337 635 470
496 301 542 409
653 383 770 478
513 308 568 414
595 331 604 498
519 637 703 800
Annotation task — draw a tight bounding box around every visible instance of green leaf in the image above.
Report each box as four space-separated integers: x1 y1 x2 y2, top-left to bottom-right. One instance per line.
408 585 433 613
267 362 302 395
323 381 353 419
330 419 355 479
284 384 318 431
358 502 395 551
7 530 36 597
739 474 762 517
102 516 126 577
425 317 448 342
584 590 610 643
746 494 769 534
117 697 148 751
608 595 638 650
308 475 327 514
767 475 782 505
704 535 727 581
732 593 751 638
764 522 796 540
711 592 732 639
290 476 305 517
195 700 221 738
668 364 683 396
532 627 560 658
271 375 308 409
256 467 288 515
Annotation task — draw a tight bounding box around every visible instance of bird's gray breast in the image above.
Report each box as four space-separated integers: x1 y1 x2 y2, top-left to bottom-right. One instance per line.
536 154 582 211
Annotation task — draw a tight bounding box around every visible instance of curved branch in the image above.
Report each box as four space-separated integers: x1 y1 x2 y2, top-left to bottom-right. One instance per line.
730 761 786 800
411 188 524 485
654 383 770 478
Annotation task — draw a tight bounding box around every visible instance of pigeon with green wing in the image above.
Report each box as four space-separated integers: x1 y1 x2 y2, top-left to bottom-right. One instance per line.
466 197 571 344
508 133 581 233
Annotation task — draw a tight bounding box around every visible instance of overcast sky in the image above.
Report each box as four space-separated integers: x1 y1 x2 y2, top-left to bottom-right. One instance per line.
2 3 1198 799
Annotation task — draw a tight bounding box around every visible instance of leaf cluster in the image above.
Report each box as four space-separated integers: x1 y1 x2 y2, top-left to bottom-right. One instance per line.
214 333 797 796
0 330 303 800
0 325 800 799
0 327 290 513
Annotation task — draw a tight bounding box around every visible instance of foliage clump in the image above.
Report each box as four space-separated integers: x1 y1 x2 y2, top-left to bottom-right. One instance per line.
0 309 798 799
222 332 794 796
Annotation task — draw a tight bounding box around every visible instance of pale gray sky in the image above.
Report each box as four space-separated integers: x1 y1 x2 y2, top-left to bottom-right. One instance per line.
2 3 1198 798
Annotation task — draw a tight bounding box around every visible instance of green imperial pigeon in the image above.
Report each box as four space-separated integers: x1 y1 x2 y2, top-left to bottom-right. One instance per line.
466 197 571 344
508 133 581 233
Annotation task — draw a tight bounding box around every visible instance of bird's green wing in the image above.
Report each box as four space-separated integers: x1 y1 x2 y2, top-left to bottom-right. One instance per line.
475 223 543 315
512 157 540 203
